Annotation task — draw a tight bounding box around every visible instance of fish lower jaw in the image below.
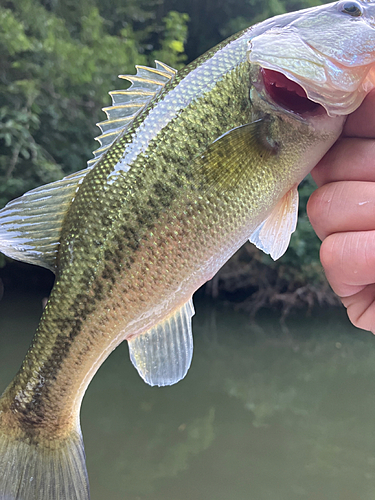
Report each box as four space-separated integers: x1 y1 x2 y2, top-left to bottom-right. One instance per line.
303 84 371 117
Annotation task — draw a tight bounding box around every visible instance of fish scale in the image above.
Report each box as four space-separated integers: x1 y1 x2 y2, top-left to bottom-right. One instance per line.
1 41 256 434
1 2 375 499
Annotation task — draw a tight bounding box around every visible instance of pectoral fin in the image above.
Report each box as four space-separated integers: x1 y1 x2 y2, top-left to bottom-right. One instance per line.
250 185 299 260
128 298 195 387
196 120 276 193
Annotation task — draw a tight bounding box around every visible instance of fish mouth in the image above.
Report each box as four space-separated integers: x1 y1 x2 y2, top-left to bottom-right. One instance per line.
261 68 324 115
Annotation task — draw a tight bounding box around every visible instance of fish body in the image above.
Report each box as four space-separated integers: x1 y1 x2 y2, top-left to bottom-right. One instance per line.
1 2 375 498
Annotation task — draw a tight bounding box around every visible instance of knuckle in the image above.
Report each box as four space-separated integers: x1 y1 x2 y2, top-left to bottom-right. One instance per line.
306 189 321 226
319 234 338 271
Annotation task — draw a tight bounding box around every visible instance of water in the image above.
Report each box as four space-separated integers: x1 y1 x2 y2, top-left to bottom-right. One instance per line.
1 290 375 500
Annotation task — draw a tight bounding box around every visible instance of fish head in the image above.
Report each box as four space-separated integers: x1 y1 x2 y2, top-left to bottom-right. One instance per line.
248 0 375 116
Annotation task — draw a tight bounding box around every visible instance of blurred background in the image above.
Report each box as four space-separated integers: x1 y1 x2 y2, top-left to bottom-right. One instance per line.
3 2 375 500
0 0 335 313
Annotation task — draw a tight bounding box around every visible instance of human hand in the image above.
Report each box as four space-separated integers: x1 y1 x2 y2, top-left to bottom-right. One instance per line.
307 90 375 333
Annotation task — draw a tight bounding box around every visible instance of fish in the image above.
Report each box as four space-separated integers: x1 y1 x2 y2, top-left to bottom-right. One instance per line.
1 1 375 498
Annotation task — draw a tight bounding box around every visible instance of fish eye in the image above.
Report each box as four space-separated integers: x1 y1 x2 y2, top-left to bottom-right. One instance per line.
337 1 363 16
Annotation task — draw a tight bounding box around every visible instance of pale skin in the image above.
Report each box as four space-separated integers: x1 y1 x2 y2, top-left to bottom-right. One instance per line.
307 89 375 333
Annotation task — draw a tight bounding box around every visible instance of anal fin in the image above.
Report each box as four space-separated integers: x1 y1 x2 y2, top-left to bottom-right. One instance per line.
250 184 299 260
128 298 195 387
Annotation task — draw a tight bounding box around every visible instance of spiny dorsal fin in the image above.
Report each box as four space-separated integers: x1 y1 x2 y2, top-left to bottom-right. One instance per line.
88 61 177 168
0 167 92 272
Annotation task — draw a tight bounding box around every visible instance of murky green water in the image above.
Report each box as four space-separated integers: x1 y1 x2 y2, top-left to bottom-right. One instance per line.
1 290 375 500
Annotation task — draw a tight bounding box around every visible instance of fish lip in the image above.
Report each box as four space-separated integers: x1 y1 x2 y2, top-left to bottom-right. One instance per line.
257 67 326 118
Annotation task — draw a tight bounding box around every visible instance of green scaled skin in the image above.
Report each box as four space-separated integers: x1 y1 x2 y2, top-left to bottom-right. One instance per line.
3 1 375 497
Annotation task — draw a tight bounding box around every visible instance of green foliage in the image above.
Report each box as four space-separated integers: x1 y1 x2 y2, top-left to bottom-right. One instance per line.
0 0 330 208
0 0 334 307
151 11 190 68
0 0 189 207
165 0 329 60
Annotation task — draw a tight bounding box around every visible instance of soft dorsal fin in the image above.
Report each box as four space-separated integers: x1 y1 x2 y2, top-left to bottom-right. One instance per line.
0 167 92 271
127 298 195 387
88 61 177 167
249 185 299 260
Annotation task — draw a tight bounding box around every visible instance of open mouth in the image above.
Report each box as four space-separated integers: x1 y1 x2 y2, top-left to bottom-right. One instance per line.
261 68 322 115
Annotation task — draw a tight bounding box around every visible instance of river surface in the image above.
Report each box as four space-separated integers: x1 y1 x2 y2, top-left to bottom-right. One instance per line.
1 290 375 500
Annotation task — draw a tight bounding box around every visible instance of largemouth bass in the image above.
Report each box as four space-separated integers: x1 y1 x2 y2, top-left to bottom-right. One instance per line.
1 1 375 498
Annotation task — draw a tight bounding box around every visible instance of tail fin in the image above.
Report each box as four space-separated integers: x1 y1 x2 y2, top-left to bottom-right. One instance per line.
0 424 90 500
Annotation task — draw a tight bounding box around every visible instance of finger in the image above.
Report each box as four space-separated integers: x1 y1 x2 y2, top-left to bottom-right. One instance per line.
319 231 375 297
307 181 375 240
311 137 375 187
343 89 375 139
341 284 375 333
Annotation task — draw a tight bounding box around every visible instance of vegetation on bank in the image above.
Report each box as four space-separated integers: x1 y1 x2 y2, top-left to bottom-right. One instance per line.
0 0 337 312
